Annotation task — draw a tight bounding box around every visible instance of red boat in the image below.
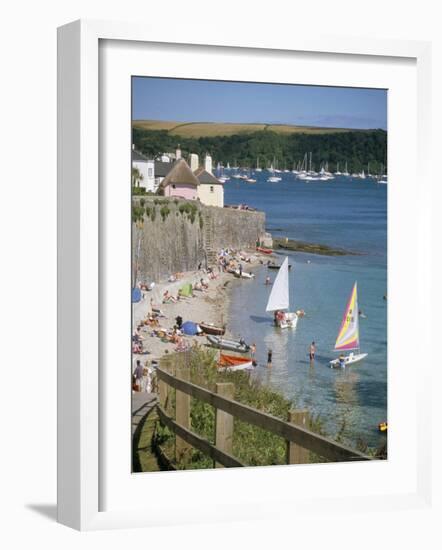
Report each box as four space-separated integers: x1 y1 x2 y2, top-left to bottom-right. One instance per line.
256 246 273 255
218 353 253 371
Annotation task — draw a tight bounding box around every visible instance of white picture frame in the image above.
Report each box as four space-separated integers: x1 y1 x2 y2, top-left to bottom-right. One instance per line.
57 19 432 531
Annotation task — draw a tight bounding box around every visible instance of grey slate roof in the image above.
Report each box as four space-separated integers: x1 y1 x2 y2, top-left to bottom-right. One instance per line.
193 167 223 185
154 160 175 177
132 149 149 162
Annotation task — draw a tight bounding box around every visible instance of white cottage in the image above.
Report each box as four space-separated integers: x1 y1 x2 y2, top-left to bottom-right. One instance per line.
194 166 224 208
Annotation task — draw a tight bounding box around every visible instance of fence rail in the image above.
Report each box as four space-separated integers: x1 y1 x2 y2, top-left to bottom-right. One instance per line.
156 364 371 467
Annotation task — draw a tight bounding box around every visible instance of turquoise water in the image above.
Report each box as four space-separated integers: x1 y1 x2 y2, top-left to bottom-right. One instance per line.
223 173 387 448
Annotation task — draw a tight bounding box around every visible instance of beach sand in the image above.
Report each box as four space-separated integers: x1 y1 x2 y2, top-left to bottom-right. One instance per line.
132 251 266 366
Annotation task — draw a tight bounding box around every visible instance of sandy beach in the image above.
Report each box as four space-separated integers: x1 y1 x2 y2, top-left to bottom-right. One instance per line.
132 249 267 366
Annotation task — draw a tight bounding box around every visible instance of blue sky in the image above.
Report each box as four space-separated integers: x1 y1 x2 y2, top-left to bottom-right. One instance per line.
132 77 387 130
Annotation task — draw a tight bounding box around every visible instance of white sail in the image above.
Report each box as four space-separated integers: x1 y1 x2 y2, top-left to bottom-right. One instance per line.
266 257 290 311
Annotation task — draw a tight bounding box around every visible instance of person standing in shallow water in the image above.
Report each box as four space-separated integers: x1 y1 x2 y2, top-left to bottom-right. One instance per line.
267 349 273 368
309 341 316 364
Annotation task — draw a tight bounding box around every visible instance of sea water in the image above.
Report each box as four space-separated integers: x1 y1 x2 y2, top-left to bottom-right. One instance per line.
224 173 387 448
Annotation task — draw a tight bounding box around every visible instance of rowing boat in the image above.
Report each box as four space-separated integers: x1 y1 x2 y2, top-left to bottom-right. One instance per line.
199 322 226 336
256 246 273 255
206 335 250 353
218 353 253 371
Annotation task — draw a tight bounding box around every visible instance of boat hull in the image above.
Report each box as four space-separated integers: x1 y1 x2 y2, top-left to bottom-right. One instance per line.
276 312 298 329
233 270 254 279
256 247 273 255
329 352 368 368
267 264 292 270
199 323 226 336
218 353 253 371
206 335 250 353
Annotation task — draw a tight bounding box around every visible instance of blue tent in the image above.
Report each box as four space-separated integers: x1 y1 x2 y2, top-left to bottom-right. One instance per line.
132 287 142 303
181 321 199 336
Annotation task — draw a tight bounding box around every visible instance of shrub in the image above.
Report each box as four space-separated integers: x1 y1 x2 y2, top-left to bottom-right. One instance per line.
160 205 170 221
132 186 147 196
131 206 145 223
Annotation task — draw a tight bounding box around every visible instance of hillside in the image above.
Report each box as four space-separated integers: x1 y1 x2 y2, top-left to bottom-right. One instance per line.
132 124 387 175
132 119 360 138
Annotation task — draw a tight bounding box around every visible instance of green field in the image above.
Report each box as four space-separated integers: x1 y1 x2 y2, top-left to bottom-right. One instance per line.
132 119 358 138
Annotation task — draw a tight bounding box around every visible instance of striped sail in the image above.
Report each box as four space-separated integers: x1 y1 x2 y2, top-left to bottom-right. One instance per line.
334 282 359 351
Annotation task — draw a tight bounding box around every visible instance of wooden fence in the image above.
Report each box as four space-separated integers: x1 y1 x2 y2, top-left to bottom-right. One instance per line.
155 361 371 468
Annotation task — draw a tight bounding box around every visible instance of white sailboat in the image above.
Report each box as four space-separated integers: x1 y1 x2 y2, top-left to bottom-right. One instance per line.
329 282 368 367
265 257 298 329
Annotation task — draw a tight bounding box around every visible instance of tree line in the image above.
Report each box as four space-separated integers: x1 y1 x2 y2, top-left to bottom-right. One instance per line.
132 127 387 174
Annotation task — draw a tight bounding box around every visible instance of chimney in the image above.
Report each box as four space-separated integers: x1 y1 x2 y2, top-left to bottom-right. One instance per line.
204 154 213 174
189 153 199 172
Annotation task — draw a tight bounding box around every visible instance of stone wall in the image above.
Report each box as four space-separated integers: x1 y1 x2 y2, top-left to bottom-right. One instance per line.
132 198 265 283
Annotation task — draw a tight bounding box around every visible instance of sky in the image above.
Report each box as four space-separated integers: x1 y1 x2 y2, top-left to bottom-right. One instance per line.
132 77 387 130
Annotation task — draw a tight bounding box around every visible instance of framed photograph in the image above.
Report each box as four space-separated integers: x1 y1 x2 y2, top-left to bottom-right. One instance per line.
57 19 432 530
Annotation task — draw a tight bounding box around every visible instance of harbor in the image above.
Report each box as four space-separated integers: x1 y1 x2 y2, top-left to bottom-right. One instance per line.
131 77 387 470
132 173 387 461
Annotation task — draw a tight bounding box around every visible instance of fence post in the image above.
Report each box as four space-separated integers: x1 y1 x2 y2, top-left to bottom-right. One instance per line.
215 383 235 468
286 409 310 465
175 360 191 465
158 357 169 411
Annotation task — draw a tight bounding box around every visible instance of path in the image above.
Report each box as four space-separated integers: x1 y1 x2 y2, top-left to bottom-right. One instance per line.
132 392 157 435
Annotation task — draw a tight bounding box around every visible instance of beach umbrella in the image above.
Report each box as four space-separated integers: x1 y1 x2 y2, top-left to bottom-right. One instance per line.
131 287 142 303
179 283 193 297
181 321 199 336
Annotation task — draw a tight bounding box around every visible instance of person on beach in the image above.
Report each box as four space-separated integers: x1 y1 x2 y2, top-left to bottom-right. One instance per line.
200 278 209 290
267 349 273 368
175 315 183 329
163 290 177 304
133 360 144 392
309 341 316 363
250 343 256 358
265 276 271 285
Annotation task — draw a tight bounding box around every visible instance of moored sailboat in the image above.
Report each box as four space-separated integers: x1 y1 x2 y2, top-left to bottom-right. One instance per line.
330 282 368 367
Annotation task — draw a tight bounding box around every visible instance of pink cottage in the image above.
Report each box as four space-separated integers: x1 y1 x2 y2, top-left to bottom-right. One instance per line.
159 159 199 200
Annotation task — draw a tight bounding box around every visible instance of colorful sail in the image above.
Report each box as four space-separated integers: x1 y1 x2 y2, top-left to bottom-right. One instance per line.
334 282 359 351
266 257 290 312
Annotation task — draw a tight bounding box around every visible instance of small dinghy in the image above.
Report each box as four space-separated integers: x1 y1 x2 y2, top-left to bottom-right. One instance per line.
233 270 254 279
256 246 273 255
206 335 250 353
218 353 254 371
199 322 226 336
329 282 368 368
329 352 368 368
267 263 292 270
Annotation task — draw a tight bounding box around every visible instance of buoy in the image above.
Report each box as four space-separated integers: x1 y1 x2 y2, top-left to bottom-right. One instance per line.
378 422 388 432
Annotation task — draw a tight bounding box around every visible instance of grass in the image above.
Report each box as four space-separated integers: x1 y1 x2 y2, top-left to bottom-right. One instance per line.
150 348 320 470
132 119 359 138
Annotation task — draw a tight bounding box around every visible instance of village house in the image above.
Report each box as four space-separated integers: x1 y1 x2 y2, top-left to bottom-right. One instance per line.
132 146 182 193
194 155 224 208
133 146 224 208
158 158 200 200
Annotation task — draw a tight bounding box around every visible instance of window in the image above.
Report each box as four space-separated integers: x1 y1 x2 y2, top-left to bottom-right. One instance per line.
172 184 176 189
210 186 214 193
148 168 153 177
